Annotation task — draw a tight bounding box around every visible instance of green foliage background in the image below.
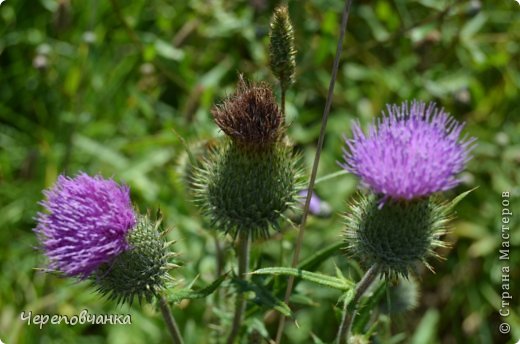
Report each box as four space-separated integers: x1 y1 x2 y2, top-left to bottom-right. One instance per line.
0 0 518 343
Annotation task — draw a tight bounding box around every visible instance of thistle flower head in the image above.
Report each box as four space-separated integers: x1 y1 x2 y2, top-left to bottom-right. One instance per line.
341 101 475 200
269 5 296 91
211 76 284 149
34 173 136 279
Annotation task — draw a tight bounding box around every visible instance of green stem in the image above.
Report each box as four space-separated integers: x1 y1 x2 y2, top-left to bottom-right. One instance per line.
281 87 286 116
159 296 185 344
226 230 251 344
274 0 354 342
336 264 379 344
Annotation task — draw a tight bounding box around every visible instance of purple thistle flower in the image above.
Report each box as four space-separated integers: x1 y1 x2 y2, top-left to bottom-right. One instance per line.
341 101 475 200
35 173 136 279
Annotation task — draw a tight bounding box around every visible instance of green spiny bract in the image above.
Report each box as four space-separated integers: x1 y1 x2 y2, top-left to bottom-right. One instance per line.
194 141 301 239
176 138 219 195
93 215 177 305
344 194 452 279
269 5 296 92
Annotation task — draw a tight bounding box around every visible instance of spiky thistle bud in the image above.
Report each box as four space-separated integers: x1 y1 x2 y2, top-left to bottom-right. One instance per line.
344 194 453 279
94 215 178 305
194 77 302 238
269 5 296 92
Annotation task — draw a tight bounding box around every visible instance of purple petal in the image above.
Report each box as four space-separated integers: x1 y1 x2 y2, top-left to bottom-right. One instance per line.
341 101 475 200
34 173 136 279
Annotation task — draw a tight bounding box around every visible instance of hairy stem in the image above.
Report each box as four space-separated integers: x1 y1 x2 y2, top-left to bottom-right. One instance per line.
336 264 380 344
274 0 354 342
159 296 185 344
226 230 251 344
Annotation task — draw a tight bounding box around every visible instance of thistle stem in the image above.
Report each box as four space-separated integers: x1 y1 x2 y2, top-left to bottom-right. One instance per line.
214 232 224 278
159 296 185 344
336 264 380 344
226 230 251 344
274 0 354 342
281 88 286 116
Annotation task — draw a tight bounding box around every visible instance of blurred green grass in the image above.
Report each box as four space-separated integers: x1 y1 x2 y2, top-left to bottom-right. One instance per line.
1 0 519 343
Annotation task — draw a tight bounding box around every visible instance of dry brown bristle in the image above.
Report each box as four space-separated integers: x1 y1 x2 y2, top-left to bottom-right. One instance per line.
211 76 284 148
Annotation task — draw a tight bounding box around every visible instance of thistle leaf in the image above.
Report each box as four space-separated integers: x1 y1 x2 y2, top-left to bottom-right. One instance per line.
233 278 293 317
298 241 343 271
251 267 354 291
168 273 227 303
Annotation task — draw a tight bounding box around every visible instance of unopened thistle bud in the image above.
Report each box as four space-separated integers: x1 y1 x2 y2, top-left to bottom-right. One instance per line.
194 77 301 238
269 5 296 92
94 215 178 305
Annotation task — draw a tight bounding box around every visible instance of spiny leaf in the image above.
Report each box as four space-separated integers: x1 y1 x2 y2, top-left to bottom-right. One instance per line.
234 278 293 317
168 273 227 303
251 267 354 291
298 241 343 271
262 241 343 289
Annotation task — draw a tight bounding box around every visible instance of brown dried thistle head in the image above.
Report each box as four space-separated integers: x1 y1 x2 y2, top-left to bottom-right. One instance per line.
211 76 284 148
